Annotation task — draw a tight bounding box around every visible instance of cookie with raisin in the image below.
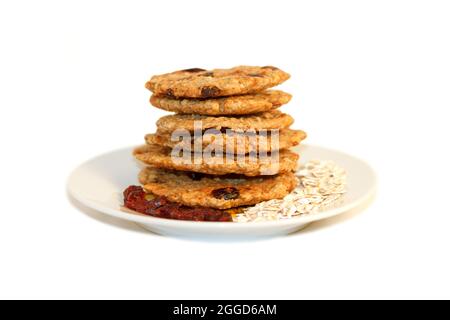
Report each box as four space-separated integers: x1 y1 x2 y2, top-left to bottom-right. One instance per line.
145 129 307 155
156 110 294 134
138 167 298 210
134 144 299 176
145 66 290 98
150 90 292 115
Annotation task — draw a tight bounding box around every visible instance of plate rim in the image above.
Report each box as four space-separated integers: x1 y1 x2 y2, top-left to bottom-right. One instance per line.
67 144 377 229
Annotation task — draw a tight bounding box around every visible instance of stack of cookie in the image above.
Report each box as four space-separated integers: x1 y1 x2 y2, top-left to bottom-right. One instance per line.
133 66 306 219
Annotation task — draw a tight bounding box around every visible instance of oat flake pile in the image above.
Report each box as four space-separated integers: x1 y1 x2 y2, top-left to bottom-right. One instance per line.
234 160 347 222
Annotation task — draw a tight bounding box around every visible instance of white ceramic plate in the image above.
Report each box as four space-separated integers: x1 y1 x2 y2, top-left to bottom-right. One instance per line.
67 145 376 239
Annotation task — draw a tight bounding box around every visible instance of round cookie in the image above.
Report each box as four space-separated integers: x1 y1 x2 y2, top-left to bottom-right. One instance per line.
139 167 298 210
145 66 290 98
134 144 299 176
156 110 294 134
145 129 307 155
150 90 292 116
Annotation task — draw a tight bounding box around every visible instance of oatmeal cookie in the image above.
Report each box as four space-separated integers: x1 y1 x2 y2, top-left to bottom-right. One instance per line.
145 129 307 155
139 167 298 209
150 90 292 115
145 66 290 98
156 110 293 134
134 144 299 176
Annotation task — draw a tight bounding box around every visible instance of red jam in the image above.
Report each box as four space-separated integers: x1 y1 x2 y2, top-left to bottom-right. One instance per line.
123 186 232 222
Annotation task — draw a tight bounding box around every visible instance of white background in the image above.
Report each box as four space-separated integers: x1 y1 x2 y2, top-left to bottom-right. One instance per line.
1 0 449 299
